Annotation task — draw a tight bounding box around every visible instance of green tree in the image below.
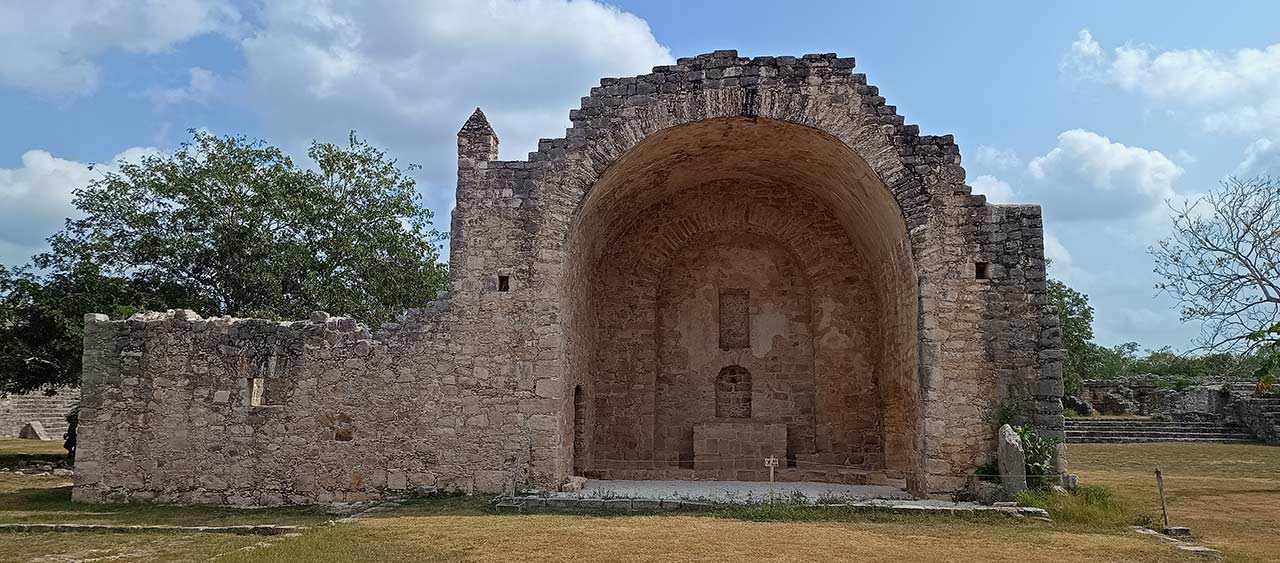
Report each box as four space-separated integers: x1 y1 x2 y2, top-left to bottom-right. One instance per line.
2 130 447 395
0 263 191 395
38 129 446 324
1047 277 1095 392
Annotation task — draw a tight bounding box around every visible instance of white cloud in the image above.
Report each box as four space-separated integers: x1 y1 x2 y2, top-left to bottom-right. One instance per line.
1061 28 1280 135
970 174 1016 204
1236 138 1280 176
0 1 239 96
970 145 1020 172
1044 233 1072 270
0 147 157 265
238 0 673 211
1025 129 1182 221
145 67 220 106
1059 29 1107 80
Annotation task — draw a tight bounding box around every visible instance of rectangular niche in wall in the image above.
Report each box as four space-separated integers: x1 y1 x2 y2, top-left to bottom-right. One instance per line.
250 377 266 407
719 289 749 350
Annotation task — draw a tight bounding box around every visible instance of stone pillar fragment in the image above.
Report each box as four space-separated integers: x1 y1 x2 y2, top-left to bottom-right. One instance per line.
997 424 1027 496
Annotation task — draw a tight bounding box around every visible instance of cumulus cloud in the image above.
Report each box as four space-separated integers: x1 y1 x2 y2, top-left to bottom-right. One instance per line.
0 147 157 265
970 145 1020 172
0 0 239 95
238 0 672 210
1061 28 1280 135
1024 129 1182 221
145 67 221 106
970 174 1016 204
1044 233 1071 271
1236 138 1280 176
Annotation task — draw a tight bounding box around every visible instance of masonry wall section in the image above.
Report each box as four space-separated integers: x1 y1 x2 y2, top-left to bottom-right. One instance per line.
75 49 1064 505
72 305 563 505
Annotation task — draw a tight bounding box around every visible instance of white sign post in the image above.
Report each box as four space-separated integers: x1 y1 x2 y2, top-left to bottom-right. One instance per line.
764 456 779 483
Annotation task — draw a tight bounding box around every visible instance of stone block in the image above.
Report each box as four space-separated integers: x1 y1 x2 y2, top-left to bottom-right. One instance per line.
18 421 51 441
997 424 1027 496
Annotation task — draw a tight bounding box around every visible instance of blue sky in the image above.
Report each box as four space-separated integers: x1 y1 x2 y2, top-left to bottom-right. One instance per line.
3 1 1279 351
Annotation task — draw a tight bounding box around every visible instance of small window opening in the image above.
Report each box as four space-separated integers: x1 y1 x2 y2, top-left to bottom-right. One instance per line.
975 262 990 280
250 377 266 406
497 275 510 292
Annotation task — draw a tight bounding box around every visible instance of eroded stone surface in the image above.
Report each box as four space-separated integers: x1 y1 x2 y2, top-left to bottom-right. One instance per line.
998 425 1027 496
74 50 1063 506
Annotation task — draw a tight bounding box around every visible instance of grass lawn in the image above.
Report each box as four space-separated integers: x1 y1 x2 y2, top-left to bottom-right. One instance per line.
1071 443 1280 562
1 438 1276 562
0 439 65 456
0 437 67 470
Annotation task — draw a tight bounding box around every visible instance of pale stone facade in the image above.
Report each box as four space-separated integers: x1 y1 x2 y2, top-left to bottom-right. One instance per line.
73 50 1064 506
1 388 78 439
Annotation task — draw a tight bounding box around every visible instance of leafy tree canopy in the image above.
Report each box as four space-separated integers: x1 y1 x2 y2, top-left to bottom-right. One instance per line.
1 130 447 395
1047 277 1095 393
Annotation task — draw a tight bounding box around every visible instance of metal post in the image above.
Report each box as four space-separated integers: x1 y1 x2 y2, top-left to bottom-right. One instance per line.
1155 468 1170 530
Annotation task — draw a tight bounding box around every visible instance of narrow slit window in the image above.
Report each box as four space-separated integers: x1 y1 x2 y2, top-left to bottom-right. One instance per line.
497 275 510 292
975 262 990 280
250 377 266 406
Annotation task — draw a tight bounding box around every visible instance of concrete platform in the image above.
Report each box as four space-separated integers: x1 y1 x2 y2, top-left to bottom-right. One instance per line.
505 479 1050 518
558 479 911 503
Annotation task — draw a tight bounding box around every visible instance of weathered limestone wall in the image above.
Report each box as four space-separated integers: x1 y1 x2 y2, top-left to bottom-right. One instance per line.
0 388 78 439
1078 378 1227 418
73 305 560 505
76 49 1062 504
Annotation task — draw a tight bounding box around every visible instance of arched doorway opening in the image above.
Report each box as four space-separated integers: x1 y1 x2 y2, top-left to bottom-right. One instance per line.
561 117 921 487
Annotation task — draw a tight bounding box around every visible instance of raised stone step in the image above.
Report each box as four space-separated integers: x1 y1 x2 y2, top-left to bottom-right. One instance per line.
1067 436 1258 444
1065 417 1260 444
1065 424 1250 431
1067 431 1255 440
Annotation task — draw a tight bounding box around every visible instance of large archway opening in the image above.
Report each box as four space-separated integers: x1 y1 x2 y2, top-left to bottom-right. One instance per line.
561 117 921 487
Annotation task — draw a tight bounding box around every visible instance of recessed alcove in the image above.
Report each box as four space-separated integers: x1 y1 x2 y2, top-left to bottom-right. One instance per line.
561 117 922 486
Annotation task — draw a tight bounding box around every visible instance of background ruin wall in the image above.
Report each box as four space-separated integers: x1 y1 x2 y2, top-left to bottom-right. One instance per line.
0 388 78 439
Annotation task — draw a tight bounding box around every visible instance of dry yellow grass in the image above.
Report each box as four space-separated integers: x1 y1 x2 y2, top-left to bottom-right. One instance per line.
0 438 65 456
4 441 1277 562
322 514 1181 563
1072 443 1280 563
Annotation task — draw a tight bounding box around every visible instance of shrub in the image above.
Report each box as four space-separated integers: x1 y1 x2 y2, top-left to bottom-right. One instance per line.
1013 425 1061 489
974 459 1000 482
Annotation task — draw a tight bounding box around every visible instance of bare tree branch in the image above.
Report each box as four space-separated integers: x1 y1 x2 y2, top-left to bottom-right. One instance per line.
1152 176 1280 353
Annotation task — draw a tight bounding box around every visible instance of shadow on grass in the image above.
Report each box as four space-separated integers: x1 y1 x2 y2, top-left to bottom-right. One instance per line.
0 485 332 527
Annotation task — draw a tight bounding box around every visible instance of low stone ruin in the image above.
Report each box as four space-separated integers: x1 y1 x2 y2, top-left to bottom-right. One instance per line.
18 421 51 441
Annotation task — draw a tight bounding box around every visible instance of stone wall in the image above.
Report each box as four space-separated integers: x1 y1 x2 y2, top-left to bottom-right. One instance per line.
1077 378 1229 419
77 49 1063 505
74 306 559 505
1237 398 1280 444
0 388 78 439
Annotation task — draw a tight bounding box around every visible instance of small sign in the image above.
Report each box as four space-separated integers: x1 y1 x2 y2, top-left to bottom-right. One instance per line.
764 456 779 482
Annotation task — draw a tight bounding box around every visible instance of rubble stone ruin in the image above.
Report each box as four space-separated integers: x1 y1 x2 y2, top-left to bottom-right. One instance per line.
73 50 1065 506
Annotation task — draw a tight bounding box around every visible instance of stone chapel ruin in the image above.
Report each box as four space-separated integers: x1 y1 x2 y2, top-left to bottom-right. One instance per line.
73 50 1065 506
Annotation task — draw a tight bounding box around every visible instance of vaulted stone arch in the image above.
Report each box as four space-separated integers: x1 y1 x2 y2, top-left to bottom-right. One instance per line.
555 115 924 488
